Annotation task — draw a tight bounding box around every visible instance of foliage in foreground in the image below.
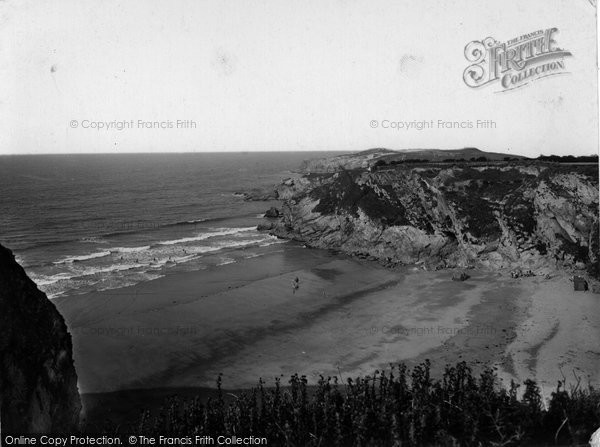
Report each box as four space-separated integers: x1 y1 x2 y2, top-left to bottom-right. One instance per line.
135 361 599 446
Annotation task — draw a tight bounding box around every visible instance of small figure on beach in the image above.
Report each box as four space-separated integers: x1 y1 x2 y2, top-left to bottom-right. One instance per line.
292 277 300 294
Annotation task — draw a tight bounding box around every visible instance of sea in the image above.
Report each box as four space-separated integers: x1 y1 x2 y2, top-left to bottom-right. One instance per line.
0 152 335 299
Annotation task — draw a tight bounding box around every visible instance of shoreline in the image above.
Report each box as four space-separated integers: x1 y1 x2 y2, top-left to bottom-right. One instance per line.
52 244 600 421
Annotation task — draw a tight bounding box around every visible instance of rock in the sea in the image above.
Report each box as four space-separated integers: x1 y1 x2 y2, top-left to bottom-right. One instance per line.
239 188 278 201
264 207 281 218
0 243 81 433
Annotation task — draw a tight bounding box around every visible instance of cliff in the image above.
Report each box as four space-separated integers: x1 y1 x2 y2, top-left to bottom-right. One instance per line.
0 243 81 433
272 160 599 274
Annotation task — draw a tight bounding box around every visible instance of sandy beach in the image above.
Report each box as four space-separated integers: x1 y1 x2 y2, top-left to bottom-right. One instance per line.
501 275 600 392
54 244 600 402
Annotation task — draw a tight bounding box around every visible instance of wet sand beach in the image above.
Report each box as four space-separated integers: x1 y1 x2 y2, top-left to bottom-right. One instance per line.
54 245 600 405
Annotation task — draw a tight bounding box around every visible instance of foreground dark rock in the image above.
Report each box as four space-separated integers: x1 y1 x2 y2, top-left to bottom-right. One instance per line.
0 243 81 433
272 155 599 275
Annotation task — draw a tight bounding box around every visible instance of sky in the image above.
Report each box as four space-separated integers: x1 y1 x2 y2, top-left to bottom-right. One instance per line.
0 0 598 156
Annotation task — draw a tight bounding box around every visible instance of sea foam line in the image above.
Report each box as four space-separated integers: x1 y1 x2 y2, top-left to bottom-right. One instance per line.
156 227 256 246
54 250 112 264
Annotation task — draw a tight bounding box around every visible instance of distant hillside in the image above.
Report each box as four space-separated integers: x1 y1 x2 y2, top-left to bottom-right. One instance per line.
300 148 526 173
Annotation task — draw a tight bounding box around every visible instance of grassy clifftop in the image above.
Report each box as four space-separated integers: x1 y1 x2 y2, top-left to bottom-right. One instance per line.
299 148 528 173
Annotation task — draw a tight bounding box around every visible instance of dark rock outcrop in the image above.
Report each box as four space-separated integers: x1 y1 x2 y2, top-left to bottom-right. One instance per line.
0 243 81 433
510 268 535 278
264 207 281 218
236 187 278 201
257 221 275 231
272 158 599 275
452 271 470 281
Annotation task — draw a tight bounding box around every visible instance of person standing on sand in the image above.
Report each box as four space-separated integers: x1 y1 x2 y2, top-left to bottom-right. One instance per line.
292 276 300 294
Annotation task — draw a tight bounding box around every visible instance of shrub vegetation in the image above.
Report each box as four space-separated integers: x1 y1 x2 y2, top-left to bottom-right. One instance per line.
134 361 599 446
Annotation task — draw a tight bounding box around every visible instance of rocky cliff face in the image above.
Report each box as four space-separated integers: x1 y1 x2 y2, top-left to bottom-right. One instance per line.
0 243 81 433
272 163 599 274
